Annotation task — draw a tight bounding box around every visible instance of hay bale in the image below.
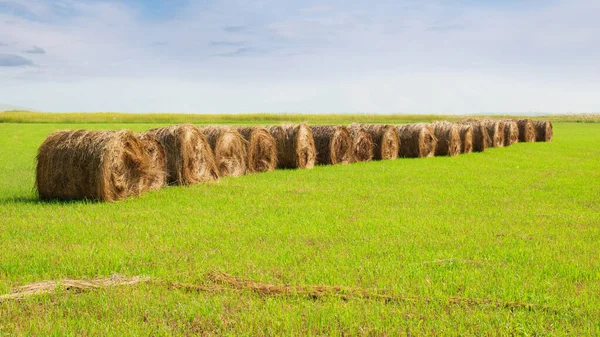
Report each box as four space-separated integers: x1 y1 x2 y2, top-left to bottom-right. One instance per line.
458 124 473 154
309 125 353 165
396 123 437 158
200 126 248 177
502 120 519 146
359 124 399 160
348 124 374 162
36 130 155 202
516 118 536 143
266 123 316 169
460 120 490 152
483 119 505 148
431 121 462 156
141 124 219 185
237 126 277 173
534 120 553 142
138 134 167 190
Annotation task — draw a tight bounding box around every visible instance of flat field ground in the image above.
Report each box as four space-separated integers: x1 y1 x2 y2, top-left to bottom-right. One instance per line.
0 117 599 335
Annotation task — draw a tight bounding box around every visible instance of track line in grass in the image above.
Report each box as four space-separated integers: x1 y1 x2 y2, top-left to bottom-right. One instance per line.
1 272 570 315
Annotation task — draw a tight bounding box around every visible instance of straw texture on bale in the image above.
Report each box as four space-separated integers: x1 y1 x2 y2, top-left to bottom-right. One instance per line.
266 123 316 169
516 118 536 143
237 126 277 173
310 125 353 165
460 120 489 152
360 124 399 160
458 124 474 154
138 134 167 190
200 126 248 177
396 123 437 158
431 122 462 156
36 130 155 202
348 124 374 162
534 121 553 142
141 124 219 185
483 120 505 148
502 120 519 146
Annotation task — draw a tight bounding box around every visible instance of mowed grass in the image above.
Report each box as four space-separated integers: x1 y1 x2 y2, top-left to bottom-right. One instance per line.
0 121 599 335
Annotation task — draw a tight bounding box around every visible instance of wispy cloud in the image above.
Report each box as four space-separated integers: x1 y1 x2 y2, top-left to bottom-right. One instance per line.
426 23 465 32
0 53 34 66
209 41 244 47
223 26 247 33
214 47 266 58
24 45 45 54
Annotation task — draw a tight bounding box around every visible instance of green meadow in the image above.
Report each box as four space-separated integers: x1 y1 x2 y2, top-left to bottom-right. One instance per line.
0 116 599 335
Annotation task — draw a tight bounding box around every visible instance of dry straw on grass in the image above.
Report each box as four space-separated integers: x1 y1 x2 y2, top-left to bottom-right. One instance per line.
141 124 219 185
483 119 505 147
267 123 316 169
431 122 462 156
396 123 437 158
310 125 353 165
458 124 473 154
0 275 149 301
502 120 519 146
534 120 553 142
36 130 157 202
516 118 536 143
237 126 277 173
348 124 374 162
200 126 248 177
360 124 399 160
138 134 167 190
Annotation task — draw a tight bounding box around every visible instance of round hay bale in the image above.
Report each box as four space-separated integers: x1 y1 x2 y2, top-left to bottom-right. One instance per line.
200 126 248 177
237 126 277 173
431 121 462 156
36 130 154 202
138 134 167 190
458 124 473 154
141 124 219 185
348 124 374 162
483 119 505 148
516 118 536 143
460 120 489 152
360 124 399 160
502 120 519 146
396 123 437 158
266 123 316 169
534 120 553 142
309 125 353 165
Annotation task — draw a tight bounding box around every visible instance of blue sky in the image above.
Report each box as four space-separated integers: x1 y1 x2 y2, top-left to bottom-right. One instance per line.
0 0 598 113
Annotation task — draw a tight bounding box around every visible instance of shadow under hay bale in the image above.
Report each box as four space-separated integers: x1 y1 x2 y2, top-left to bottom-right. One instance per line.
502 120 519 146
348 124 374 162
267 123 316 169
460 120 489 152
359 124 399 160
310 125 353 165
516 118 536 143
138 134 168 190
458 124 473 154
200 126 248 177
396 123 437 158
237 126 277 173
141 124 219 185
431 122 462 157
534 121 553 142
36 130 156 202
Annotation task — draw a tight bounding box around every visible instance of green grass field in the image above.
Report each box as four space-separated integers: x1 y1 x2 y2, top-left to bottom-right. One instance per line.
1 118 599 335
